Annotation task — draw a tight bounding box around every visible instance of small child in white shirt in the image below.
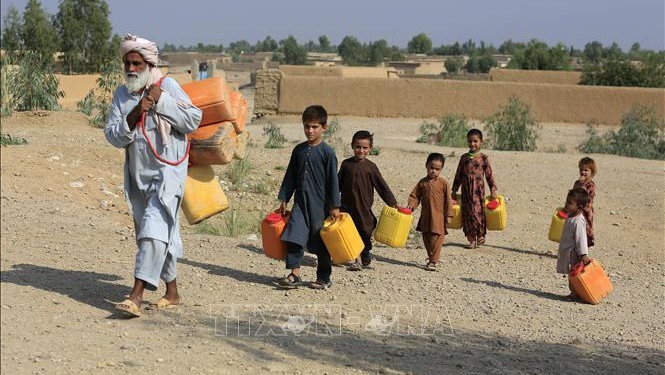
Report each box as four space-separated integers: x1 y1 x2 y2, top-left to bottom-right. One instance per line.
557 188 592 299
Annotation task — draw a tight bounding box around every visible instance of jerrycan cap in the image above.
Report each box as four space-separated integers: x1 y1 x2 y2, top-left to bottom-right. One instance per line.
486 199 500 210
557 210 568 219
397 207 412 215
266 213 283 223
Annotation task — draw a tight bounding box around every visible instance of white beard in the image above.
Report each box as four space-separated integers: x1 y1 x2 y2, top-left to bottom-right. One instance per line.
124 68 151 93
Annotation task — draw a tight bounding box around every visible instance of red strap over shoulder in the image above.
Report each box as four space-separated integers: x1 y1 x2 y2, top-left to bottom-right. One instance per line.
136 76 190 167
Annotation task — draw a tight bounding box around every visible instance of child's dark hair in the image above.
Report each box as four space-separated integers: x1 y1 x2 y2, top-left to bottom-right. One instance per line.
567 187 590 208
302 105 327 125
426 152 445 165
467 128 483 140
578 157 597 176
352 130 373 147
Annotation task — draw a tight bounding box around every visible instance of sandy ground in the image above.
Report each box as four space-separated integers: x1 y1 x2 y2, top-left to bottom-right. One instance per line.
1 110 664 375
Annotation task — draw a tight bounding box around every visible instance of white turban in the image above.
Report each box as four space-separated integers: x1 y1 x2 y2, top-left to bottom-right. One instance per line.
120 33 159 66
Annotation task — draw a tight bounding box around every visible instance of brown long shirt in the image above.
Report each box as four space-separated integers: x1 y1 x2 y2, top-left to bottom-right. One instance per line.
338 157 397 235
408 176 454 235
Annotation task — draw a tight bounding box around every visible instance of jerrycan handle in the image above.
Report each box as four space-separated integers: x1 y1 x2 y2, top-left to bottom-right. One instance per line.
486 199 500 210
569 261 586 277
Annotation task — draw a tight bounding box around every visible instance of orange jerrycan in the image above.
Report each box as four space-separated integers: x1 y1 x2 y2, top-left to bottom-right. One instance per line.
374 206 413 248
261 211 290 260
569 260 614 304
182 165 229 225
182 77 233 126
484 195 507 231
448 194 463 230
548 208 568 242
188 122 237 165
228 90 248 134
320 213 364 264
233 130 250 160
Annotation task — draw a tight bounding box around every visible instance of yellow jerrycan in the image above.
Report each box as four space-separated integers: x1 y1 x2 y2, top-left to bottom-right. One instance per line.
374 206 414 248
320 213 364 264
484 195 507 231
448 193 463 230
548 208 568 242
182 165 230 225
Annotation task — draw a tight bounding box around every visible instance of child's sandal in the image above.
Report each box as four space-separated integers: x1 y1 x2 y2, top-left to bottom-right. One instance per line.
274 273 302 289
465 242 477 249
477 237 485 246
308 280 332 290
424 262 437 271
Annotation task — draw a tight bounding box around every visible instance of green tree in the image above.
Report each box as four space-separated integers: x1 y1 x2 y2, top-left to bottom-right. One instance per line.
407 33 432 54
280 35 306 65
256 36 278 52
338 36 365 66
444 57 463 73
367 39 391 66
508 39 570 70
580 52 665 88
1 5 23 54
21 0 57 66
228 39 251 55
583 41 604 63
318 35 331 52
56 0 114 73
604 42 624 60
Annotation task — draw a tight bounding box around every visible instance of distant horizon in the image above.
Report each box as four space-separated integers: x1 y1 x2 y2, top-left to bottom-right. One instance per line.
1 0 663 51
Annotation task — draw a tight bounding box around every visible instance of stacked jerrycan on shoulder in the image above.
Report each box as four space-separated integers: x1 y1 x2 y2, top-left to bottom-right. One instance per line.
179 77 251 224
374 206 413 247
181 165 229 224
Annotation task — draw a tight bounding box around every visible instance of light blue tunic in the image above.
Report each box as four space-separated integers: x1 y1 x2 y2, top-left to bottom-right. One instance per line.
105 77 201 259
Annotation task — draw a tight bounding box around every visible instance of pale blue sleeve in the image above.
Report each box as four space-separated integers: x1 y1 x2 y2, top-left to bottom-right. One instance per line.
104 90 135 148
154 78 202 135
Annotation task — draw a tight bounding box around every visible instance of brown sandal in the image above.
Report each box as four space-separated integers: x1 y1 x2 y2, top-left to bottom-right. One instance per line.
274 273 302 289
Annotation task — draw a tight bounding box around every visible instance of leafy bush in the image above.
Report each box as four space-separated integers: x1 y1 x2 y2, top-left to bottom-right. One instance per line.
5 51 63 111
223 210 260 237
1 133 28 146
485 97 540 151
226 156 253 186
193 220 221 236
416 114 470 148
263 122 287 148
580 53 665 88
578 106 665 160
77 59 123 127
1 56 13 118
369 146 381 156
324 117 343 148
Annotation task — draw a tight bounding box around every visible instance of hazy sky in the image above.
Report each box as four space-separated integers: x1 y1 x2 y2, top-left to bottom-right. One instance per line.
2 0 664 50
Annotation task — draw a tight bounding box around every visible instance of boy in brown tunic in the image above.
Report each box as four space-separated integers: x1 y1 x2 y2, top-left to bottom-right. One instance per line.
338 131 397 270
408 153 454 271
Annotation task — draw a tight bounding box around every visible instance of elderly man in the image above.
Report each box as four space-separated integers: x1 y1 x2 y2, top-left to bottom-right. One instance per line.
105 34 201 317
